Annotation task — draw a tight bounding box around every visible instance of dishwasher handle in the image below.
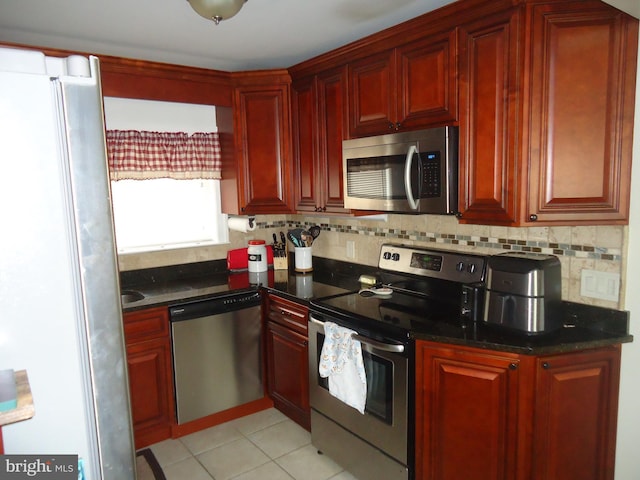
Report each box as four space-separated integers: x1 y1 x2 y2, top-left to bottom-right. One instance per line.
310 315 405 353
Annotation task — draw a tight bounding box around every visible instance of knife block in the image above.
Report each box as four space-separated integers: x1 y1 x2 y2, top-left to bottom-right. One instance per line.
273 247 288 270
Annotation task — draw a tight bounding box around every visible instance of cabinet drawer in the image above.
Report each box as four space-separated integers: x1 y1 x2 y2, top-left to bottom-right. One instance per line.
123 307 170 344
267 295 308 335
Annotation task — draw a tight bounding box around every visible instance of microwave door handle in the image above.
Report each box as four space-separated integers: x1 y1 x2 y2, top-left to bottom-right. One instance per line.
404 144 419 210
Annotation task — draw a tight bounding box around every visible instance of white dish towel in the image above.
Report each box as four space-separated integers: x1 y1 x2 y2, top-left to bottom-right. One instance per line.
318 321 367 414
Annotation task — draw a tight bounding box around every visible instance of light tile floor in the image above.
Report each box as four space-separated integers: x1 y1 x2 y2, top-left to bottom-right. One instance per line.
147 408 358 480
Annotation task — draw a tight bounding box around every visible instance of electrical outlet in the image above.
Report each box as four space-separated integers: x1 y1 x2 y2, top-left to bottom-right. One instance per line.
346 240 355 259
580 269 620 302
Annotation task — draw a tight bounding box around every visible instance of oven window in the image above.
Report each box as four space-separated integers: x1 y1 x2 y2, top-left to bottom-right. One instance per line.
316 332 394 425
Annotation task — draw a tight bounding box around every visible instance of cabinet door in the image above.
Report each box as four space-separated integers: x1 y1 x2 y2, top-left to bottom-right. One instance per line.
348 50 396 137
233 84 294 214
532 346 621 480
292 77 320 213
525 2 638 224
458 8 522 225
265 321 310 430
317 67 350 214
397 30 458 130
126 337 174 449
415 342 523 480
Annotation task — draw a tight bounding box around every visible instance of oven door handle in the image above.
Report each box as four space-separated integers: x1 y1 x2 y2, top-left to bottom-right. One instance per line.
310 316 405 353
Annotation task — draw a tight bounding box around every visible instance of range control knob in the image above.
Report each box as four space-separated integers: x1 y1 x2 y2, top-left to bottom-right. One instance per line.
383 252 392 260
456 262 465 272
391 253 400 261
467 263 477 274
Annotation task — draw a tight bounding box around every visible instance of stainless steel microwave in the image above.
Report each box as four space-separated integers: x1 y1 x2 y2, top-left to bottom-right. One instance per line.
342 126 458 214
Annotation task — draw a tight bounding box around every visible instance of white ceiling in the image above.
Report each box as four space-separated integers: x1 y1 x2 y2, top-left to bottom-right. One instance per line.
0 0 458 72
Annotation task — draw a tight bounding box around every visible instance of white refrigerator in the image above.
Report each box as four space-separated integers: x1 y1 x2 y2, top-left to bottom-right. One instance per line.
0 47 135 479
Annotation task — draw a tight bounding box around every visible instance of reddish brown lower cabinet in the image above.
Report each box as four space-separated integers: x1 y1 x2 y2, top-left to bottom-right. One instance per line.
416 341 622 480
123 307 175 449
416 342 526 480
265 294 310 430
531 349 621 480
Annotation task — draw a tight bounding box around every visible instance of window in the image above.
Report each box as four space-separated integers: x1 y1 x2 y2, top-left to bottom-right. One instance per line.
103 97 228 253
110 178 227 253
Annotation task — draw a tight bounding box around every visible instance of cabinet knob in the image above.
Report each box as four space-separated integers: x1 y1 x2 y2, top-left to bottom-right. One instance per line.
529 214 538 221
455 211 463 219
280 310 291 317
395 122 402 131
388 122 395 130
542 362 550 369
509 363 518 370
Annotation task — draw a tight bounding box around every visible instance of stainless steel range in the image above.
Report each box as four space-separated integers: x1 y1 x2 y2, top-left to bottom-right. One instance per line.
308 244 487 480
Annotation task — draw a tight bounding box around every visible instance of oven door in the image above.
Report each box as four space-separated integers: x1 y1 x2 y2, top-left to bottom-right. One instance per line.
308 313 408 465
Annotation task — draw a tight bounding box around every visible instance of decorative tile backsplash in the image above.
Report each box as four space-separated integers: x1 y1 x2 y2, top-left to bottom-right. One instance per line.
258 216 622 259
258 214 627 310
268 219 622 261
119 213 627 310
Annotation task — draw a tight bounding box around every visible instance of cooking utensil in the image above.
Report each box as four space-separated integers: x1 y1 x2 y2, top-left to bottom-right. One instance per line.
358 287 393 297
288 228 305 246
301 230 313 247
287 231 301 247
309 225 321 239
272 233 278 245
280 231 287 246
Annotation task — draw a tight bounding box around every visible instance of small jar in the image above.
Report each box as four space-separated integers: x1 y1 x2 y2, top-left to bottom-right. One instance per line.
247 240 267 272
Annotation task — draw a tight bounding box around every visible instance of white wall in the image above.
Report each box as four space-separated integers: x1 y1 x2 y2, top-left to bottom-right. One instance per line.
616 22 640 480
103 97 217 133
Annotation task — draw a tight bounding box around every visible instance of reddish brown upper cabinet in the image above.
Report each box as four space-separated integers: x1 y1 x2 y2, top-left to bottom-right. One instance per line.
524 1 638 224
123 307 175 450
264 293 310 430
292 67 350 214
220 72 295 215
416 340 622 480
292 76 319 213
457 7 523 225
348 30 458 138
458 1 638 225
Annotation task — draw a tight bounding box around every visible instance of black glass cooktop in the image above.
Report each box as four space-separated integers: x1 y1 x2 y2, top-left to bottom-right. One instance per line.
310 285 466 342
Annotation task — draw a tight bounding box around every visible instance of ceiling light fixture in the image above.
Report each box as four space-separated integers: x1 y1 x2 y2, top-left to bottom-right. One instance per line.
187 0 248 25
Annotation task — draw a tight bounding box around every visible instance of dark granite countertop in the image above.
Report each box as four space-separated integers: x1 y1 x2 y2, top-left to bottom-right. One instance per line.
119 257 632 355
119 257 375 311
410 301 632 355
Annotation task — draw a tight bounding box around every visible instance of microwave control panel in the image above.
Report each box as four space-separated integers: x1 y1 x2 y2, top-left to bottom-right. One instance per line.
420 152 441 198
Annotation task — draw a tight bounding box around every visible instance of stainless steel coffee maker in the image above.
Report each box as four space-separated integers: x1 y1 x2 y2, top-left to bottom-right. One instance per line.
483 252 562 334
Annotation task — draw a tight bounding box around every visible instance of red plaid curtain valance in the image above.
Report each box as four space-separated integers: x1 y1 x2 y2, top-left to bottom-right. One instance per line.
106 130 222 180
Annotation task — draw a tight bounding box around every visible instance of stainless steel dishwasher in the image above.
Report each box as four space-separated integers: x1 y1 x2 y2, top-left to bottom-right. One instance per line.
169 289 263 424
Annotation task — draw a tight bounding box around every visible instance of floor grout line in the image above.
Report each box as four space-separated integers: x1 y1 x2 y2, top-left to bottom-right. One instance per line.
149 409 351 480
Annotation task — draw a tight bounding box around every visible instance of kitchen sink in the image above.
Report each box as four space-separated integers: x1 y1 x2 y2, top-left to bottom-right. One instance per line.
121 290 144 303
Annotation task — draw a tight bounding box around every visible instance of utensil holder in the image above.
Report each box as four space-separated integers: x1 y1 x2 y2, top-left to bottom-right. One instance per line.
294 246 312 273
